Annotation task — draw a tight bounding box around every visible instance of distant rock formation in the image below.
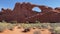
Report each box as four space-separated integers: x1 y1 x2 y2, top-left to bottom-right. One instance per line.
0 2 60 23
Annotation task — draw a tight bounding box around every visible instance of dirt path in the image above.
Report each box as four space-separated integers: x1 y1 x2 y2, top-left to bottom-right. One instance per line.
0 26 51 34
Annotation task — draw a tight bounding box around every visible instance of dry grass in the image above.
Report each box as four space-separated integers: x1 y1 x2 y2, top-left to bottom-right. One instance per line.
0 22 60 34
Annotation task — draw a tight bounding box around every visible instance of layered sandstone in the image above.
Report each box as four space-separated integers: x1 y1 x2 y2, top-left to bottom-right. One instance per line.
0 2 60 23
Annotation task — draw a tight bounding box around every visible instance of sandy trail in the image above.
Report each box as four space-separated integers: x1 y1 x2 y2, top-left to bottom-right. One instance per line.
0 26 51 34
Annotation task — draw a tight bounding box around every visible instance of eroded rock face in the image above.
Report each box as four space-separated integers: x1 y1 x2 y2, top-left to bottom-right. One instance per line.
0 2 60 23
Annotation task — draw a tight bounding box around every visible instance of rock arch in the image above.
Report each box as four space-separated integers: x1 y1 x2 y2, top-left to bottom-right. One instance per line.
32 7 41 12
0 2 60 23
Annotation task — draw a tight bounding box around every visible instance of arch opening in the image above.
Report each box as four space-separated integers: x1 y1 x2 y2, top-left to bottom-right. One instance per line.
32 7 41 12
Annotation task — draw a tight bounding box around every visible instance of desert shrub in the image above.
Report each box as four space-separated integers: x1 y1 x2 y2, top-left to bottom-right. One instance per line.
17 25 21 29
0 22 16 32
22 28 30 32
41 25 48 29
10 21 17 24
40 23 51 29
49 28 57 34
0 23 7 32
33 31 41 34
54 27 60 34
33 24 41 29
26 21 29 23
19 23 54 29
2 20 7 23
17 26 21 29
0 26 6 32
35 20 40 23
6 23 15 31
32 27 36 29
20 23 31 29
22 23 41 29
50 23 60 28
49 23 60 34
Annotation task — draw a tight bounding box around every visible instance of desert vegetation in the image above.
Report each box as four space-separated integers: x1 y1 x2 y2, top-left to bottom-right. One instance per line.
0 22 16 32
0 21 60 34
33 30 41 34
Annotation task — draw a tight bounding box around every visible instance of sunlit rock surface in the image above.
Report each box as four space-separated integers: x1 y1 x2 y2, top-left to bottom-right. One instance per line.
0 2 60 23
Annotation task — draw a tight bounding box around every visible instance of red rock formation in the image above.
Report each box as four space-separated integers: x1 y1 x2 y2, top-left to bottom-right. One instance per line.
0 2 60 23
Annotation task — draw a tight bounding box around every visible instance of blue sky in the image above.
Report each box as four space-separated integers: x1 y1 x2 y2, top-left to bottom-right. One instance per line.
0 0 60 11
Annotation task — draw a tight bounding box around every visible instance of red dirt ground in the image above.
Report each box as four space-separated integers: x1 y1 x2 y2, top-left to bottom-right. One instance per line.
0 26 51 34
